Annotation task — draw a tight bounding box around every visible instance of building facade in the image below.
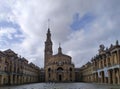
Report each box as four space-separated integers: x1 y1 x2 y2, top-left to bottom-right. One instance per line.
80 62 93 82
1 26 119 85
0 49 40 85
80 40 120 84
75 68 81 82
39 68 45 82
44 28 75 82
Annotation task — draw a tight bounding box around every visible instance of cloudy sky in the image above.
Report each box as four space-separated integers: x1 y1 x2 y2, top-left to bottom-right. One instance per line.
0 0 120 67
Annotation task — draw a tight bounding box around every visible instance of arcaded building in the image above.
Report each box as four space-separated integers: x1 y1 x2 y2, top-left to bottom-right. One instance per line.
0 49 40 85
44 28 75 82
80 40 120 84
92 41 120 84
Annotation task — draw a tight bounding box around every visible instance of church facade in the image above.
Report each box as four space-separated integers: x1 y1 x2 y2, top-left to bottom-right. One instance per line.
44 28 75 82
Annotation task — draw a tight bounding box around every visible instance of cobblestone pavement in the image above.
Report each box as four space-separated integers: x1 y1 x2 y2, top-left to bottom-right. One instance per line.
0 83 120 89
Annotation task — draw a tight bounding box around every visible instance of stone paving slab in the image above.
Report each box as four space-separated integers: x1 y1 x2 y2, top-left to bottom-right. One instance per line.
0 83 120 89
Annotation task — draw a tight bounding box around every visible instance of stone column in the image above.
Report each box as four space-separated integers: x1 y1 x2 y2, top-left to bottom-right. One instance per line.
19 76 21 84
72 70 75 82
104 77 106 83
118 69 120 84
93 73 95 82
98 76 100 83
96 73 98 83
117 50 119 64
10 75 13 85
15 75 17 84
1 75 3 85
95 73 97 82
20 76 22 84
54 71 56 82
108 70 111 84
101 71 103 83
0 75 1 85
112 69 116 84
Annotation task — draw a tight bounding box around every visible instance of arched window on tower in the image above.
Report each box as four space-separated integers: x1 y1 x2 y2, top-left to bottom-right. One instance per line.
48 68 51 78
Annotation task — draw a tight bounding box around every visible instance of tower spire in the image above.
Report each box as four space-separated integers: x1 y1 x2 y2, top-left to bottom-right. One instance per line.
116 40 119 46
46 27 51 42
44 23 53 67
58 43 62 54
46 19 52 42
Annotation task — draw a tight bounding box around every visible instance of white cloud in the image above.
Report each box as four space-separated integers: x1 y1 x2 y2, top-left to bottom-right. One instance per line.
0 0 120 67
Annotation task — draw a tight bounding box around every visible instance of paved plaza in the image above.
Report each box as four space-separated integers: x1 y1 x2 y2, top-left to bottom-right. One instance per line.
0 83 120 89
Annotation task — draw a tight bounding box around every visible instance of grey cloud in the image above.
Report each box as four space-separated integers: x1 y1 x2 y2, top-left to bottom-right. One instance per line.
0 0 120 67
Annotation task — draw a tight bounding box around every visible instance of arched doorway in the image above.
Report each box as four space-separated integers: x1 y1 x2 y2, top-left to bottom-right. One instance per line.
57 67 63 82
58 74 62 81
48 68 51 81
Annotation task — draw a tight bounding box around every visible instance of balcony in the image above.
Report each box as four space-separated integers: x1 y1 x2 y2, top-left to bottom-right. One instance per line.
107 64 120 70
93 64 120 74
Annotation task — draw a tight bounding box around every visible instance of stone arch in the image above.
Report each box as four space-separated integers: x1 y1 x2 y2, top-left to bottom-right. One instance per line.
57 67 63 72
57 67 64 82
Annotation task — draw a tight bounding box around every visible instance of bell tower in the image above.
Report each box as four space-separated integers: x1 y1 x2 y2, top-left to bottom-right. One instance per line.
44 28 53 67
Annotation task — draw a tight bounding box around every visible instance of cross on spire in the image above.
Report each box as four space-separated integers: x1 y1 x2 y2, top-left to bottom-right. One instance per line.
59 43 61 48
48 19 50 28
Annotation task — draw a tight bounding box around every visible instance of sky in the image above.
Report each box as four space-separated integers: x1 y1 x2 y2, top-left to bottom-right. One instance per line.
0 0 120 67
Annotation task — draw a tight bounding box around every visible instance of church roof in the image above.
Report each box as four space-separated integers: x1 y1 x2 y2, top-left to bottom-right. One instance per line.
53 53 71 59
47 53 72 65
53 44 71 59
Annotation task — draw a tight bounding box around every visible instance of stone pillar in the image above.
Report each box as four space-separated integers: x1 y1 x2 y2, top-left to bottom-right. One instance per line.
0 75 3 85
104 77 106 83
112 69 116 84
93 73 94 82
117 50 119 64
119 68 120 84
96 73 98 83
20 76 22 84
95 73 97 82
116 69 119 84
0 75 1 85
118 50 120 64
10 75 13 85
54 72 56 82
104 77 108 84
15 75 17 84
72 70 75 82
45 71 48 82
99 72 101 83
21 76 23 84
108 70 111 84
101 71 103 83
19 76 21 84
94 73 97 82
23 76 24 84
